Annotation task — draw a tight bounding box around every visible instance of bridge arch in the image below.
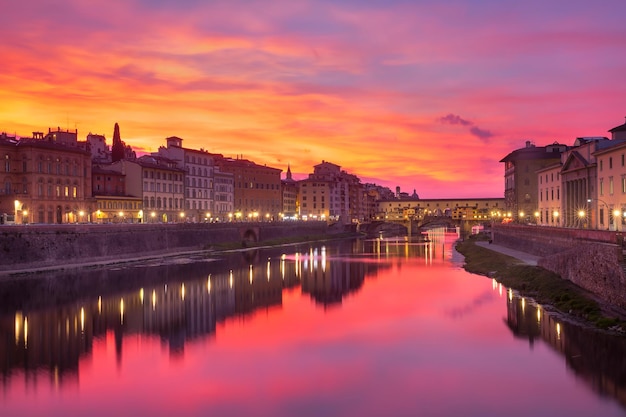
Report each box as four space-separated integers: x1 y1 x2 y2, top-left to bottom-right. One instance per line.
240 227 260 247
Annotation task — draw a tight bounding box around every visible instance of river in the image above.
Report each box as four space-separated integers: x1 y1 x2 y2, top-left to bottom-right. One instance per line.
0 229 625 417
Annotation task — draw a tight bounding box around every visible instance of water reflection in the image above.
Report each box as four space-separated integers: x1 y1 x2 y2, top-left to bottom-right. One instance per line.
505 290 626 409
1 230 625 416
0 233 451 387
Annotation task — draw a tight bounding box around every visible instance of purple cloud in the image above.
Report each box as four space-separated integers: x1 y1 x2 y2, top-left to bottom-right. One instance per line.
439 113 494 143
439 114 472 126
470 126 494 141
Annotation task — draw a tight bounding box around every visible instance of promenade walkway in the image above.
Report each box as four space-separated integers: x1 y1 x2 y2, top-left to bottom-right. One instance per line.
474 241 541 266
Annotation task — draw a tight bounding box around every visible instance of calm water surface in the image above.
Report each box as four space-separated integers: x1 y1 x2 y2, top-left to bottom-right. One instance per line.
1 230 625 417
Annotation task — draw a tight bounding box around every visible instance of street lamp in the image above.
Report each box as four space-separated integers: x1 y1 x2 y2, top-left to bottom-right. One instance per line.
577 209 586 228
553 210 559 226
614 209 621 232
534 211 540 224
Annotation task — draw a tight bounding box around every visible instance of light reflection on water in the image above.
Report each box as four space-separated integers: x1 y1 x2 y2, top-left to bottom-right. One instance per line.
1 230 625 417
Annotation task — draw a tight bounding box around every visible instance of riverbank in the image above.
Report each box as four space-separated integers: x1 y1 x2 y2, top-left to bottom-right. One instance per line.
0 231 361 278
456 234 626 333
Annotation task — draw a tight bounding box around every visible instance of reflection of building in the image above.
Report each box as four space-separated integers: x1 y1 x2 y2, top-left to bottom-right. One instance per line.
0 249 306 384
505 293 626 409
298 243 374 306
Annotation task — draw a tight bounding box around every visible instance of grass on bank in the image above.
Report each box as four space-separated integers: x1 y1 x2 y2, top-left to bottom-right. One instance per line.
456 234 624 331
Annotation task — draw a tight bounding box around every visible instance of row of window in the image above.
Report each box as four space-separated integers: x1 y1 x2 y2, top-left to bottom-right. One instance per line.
599 177 626 196
236 182 279 190
186 178 212 188
143 197 183 210
97 201 141 210
539 172 560 184
599 154 626 171
186 166 212 176
143 182 183 193
539 187 560 201
185 155 211 165
143 171 182 181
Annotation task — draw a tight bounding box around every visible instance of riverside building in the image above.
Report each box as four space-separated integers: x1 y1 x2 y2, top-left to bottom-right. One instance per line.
0 129 94 224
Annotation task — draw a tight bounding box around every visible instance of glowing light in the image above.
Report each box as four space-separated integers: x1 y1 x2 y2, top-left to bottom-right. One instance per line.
267 260 271 281
15 312 22 345
207 275 211 293
140 288 144 304
537 307 541 322
249 265 254 284
152 289 157 310
181 283 186 301
508 288 513 301
120 298 125 324
24 317 28 348
556 322 561 339
80 307 85 332
229 270 233 288
98 296 102 314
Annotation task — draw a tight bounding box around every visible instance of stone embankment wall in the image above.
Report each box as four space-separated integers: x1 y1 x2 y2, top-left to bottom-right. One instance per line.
0 222 328 272
492 224 626 309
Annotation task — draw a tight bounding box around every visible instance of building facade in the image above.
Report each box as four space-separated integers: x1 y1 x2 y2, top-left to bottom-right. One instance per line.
157 137 215 222
500 141 567 223
298 161 365 224
377 198 505 222
281 165 298 219
213 167 234 220
109 156 185 223
0 129 94 224
215 157 282 220
536 164 562 227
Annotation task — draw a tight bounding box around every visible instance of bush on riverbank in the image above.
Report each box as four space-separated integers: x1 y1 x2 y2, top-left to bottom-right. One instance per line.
456 235 624 331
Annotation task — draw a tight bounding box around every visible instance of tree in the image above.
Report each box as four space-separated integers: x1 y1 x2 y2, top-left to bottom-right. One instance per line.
111 123 125 162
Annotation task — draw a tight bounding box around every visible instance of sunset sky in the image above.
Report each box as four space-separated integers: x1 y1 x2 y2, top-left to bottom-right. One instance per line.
2 0 625 198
